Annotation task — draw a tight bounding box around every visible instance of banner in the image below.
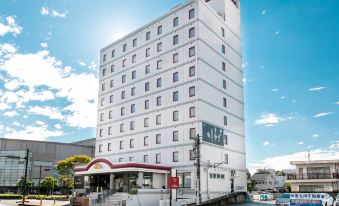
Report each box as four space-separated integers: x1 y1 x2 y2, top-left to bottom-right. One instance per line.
202 122 224 146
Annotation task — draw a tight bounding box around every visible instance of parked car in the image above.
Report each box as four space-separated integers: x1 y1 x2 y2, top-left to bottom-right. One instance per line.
276 193 291 206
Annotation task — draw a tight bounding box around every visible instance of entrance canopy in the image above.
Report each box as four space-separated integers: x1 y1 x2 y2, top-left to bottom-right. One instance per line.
74 158 171 175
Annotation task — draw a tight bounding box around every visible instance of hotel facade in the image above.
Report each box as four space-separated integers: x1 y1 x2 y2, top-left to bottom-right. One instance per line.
75 0 246 196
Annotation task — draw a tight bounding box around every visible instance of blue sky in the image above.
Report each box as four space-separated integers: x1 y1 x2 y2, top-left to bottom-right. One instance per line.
0 0 338 172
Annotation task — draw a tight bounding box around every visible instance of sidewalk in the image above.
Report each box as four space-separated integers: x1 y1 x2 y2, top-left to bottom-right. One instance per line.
0 199 70 206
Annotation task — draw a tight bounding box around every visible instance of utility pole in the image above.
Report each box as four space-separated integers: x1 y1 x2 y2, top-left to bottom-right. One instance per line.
194 134 202 204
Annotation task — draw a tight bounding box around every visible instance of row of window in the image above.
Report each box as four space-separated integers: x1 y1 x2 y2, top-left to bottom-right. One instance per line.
102 8 195 62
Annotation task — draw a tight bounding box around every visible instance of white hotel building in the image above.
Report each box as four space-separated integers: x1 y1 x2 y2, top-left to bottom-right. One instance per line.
75 0 246 196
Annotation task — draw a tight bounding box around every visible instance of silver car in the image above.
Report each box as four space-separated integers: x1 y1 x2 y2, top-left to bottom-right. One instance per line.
335 193 339 206
276 193 291 206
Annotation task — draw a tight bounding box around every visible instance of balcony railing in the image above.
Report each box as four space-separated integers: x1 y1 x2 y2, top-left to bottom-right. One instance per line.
287 173 339 180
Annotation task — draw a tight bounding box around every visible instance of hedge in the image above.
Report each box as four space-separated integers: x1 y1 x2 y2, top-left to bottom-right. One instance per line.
0 194 68 201
0 194 22 199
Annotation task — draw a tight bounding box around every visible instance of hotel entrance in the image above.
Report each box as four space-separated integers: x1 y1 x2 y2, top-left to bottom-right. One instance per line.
88 174 110 192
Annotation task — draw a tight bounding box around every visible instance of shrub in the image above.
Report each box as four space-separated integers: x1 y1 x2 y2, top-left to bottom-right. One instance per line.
0 194 22 199
26 195 69 201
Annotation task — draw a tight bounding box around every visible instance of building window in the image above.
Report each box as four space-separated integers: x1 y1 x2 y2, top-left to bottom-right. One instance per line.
120 124 124 132
133 38 137 47
122 74 126 83
110 95 113 103
100 113 104 121
156 115 161 125
109 110 113 119
130 139 134 148
223 97 227 108
145 100 150 109
129 157 134 162
145 65 150 74
123 43 127 52
156 134 161 144
157 25 162 35
173 151 179 162
173 111 179 121
122 59 126 67
157 60 162 69
189 9 195 19
156 153 161 164
121 107 125 116
189 27 195 38
146 31 151 41
103 54 106 62
173 35 179 45
173 91 179 102
189 46 195 57
102 68 106 77
132 54 136 63
131 104 135 113
173 53 179 63
173 72 179 82
144 155 149 163
112 50 115 58
101 83 105 91
146 48 150 57
173 131 179 141
110 79 114 88
145 82 150 92
157 78 162 88
189 107 196 118
173 17 179 27
222 61 226 71
100 98 105 106
221 27 225 37
224 116 227 126
222 45 226 54
144 118 149 127
189 86 195 97
157 42 162 52
189 66 195 77
121 91 125 99
190 128 196 139
224 135 228 145
99 144 102 153
99 129 103 137
223 79 226 89
119 158 123 162
131 87 136 96
156 96 162 106
107 143 111 151
108 126 112 135
120 141 124 149
224 154 228 164
111 64 114 73
190 150 195 160
144 136 149 146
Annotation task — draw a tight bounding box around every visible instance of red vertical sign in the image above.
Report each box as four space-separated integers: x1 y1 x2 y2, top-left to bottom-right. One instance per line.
168 177 179 189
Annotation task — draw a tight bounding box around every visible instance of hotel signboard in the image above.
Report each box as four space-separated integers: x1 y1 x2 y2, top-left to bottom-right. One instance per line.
202 122 224 146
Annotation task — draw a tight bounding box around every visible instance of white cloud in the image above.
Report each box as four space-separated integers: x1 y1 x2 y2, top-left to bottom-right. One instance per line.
274 30 281 35
312 134 319 138
259 65 265 69
313 112 332 118
35 120 45 126
261 10 267 15
4 125 64 141
255 113 287 127
16 89 55 102
335 101 339 105
262 141 270 146
40 42 48 48
40 6 67 18
12 121 22 127
0 16 22 37
249 146 339 174
54 123 62 129
272 88 278 92
0 43 17 57
280 95 287 99
78 60 86 67
0 103 9 110
297 141 304 145
308 86 326 92
28 106 64 120
4 79 20 90
3 111 19 117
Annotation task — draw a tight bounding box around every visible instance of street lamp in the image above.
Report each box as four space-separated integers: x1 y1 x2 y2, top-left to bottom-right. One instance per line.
38 166 51 195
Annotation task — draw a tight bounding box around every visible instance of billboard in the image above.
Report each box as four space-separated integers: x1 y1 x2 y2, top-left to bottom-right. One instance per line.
202 122 224 146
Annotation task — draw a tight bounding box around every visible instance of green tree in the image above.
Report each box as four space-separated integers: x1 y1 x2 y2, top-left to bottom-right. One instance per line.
16 178 32 188
41 176 58 194
284 182 291 192
56 155 92 176
60 176 73 189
